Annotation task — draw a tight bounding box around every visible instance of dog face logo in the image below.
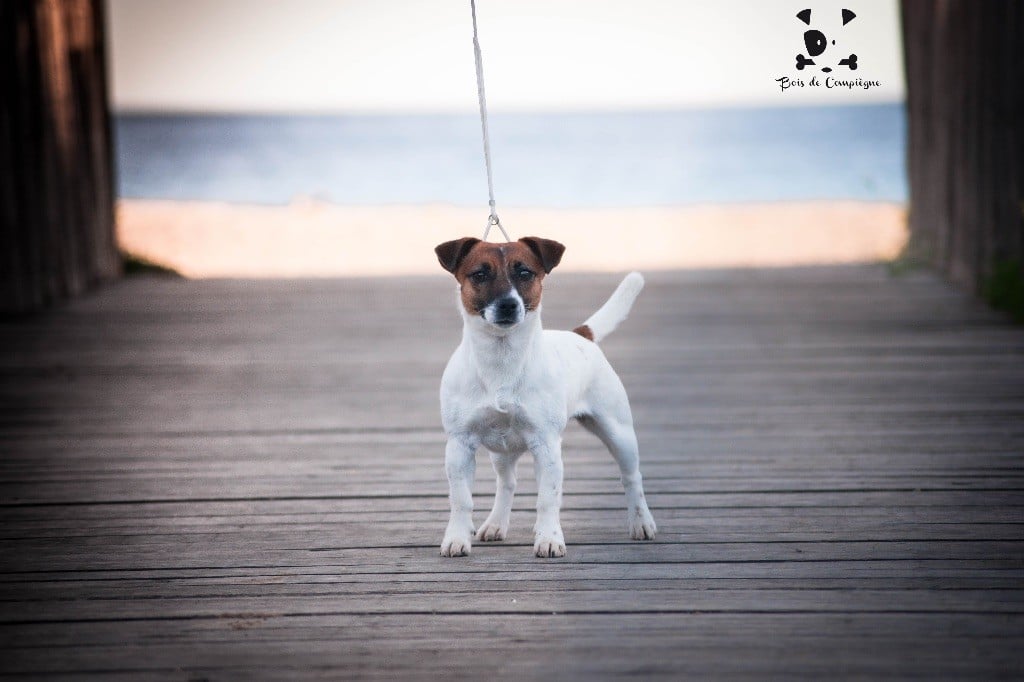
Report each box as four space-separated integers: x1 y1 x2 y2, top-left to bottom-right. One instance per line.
795 8 857 73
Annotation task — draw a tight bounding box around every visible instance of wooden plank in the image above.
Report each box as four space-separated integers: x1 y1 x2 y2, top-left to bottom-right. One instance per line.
1 614 1022 679
2 589 1023 625
1 539 1022 574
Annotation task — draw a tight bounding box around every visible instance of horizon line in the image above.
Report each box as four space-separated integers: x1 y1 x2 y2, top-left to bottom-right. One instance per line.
112 99 906 117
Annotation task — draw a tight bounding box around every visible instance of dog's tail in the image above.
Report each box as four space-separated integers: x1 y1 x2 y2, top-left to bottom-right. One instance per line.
573 272 644 343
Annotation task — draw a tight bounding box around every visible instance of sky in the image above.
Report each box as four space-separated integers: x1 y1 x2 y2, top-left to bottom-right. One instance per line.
107 0 905 113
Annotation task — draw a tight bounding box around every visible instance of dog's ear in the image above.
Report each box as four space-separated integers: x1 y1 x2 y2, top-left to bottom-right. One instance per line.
435 237 481 274
518 237 565 274
797 9 812 25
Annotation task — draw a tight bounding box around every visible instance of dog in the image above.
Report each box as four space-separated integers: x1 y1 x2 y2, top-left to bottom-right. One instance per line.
434 236 657 558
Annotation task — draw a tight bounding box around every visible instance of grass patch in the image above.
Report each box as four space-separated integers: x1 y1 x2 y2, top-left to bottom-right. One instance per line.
983 260 1024 323
121 252 182 277
886 241 929 277
886 254 926 277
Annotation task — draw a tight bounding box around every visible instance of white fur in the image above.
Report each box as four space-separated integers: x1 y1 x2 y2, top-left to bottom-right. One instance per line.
439 273 657 558
583 271 644 342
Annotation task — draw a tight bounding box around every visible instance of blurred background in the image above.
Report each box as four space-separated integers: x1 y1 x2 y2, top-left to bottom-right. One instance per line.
106 0 909 277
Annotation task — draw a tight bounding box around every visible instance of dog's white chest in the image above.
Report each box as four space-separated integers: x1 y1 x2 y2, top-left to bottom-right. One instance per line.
441 336 583 456
475 404 530 454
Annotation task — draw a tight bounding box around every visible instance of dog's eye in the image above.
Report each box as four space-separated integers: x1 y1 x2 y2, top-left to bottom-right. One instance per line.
470 270 489 283
517 269 535 281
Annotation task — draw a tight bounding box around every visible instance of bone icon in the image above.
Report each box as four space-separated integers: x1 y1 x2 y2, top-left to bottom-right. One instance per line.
839 54 858 70
796 54 815 70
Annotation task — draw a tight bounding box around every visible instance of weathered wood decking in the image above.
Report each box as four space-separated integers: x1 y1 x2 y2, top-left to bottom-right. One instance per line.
2 266 1023 679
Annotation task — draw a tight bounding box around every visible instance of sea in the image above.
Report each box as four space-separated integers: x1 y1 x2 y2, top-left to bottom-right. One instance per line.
114 103 906 207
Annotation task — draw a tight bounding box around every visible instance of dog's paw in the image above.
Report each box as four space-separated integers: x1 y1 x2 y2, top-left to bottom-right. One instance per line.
440 535 472 557
533 534 566 558
475 519 508 542
629 508 657 540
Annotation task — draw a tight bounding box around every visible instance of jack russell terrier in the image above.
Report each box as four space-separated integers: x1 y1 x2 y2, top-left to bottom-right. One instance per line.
435 236 657 558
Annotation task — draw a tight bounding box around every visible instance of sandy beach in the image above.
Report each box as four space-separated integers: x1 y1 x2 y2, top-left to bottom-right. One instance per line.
116 200 907 278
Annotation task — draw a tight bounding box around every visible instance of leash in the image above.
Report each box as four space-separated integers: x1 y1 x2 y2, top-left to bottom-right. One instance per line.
470 0 511 242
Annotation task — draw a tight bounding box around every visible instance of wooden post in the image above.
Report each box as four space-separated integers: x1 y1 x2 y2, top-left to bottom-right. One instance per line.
0 0 120 314
901 1 1024 309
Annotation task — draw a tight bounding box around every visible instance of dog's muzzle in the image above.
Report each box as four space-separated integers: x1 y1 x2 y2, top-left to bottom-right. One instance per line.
488 296 523 326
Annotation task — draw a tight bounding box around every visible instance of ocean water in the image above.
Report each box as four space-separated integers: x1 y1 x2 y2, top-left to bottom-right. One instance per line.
114 104 906 207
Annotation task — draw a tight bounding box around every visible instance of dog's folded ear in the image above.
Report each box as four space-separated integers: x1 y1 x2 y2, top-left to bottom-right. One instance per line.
519 237 565 274
435 237 481 274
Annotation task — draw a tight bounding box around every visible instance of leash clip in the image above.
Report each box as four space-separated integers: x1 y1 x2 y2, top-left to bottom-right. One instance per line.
482 211 510 242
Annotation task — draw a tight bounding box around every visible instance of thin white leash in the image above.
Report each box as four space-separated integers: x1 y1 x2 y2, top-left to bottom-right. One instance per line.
470 0 511 242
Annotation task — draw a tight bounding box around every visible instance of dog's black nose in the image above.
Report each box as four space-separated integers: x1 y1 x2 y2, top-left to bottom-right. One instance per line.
496 298 519 316
492 297 521 325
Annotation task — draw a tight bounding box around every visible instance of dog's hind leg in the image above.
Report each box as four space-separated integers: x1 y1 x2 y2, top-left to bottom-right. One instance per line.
578 412 657 540
476 451 518 542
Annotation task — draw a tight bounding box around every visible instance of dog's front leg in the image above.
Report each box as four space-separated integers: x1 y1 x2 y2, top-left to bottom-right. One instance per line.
476 451 517 542
441 436 477 557
531 437 566 558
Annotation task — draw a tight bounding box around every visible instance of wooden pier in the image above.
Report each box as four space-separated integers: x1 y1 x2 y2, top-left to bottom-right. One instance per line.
2 266 1023 679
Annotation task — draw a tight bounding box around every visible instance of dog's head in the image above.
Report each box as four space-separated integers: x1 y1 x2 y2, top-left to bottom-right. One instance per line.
435 236 565 333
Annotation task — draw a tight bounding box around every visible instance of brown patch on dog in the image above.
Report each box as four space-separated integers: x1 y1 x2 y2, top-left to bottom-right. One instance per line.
434 237 566 318
435 237 480 274
572 324 594 341
518 236 565 274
